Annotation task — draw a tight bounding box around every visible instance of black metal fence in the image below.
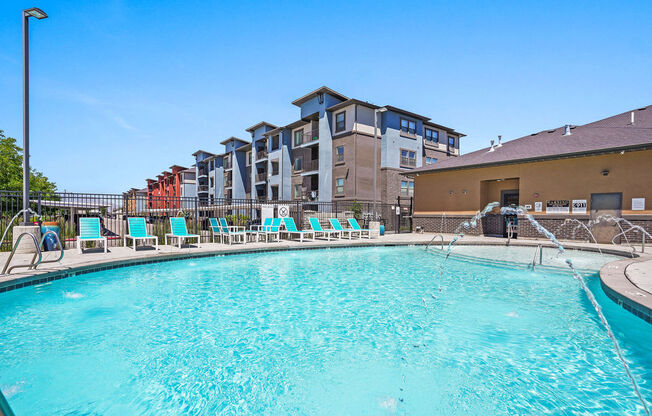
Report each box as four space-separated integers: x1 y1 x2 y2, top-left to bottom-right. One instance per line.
0 191 413 251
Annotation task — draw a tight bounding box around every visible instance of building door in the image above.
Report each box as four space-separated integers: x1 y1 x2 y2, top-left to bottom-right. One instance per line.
590 193 622 244
500 190 519 237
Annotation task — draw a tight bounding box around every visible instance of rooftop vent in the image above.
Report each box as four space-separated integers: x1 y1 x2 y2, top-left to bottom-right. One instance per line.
631 111 635 124
496 135 503 148
488 139 495 152
563 125 572 136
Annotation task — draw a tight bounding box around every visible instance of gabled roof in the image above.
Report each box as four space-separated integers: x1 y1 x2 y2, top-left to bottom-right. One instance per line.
291 86 348 107
192 149 216 157
245 121 277 133
219 136 249 145
408 105 652 175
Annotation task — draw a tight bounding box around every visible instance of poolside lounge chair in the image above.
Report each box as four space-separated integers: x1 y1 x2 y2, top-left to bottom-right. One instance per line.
308 217 340 241
77 217 107 254
347 218 373 239
165 217 201 249
243 217 272 242
329 218 360 239
261 218 282 242
282 217 314 242
209 218 223 243
124 217 158 251
218 217 247 244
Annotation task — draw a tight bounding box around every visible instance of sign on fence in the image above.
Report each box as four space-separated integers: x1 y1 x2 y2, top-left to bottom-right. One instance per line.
277 205 290 218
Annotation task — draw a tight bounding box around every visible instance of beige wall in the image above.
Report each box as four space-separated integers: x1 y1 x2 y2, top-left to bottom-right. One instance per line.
414 149 652 215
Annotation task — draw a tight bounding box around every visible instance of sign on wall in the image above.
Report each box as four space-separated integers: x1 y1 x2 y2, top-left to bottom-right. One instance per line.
534 202 543 212
546 200 570 214
572 199 587 214
632 198 646 211
524 204 532 210
277 205 291 218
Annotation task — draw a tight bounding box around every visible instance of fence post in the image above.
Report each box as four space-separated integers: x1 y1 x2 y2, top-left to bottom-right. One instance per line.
409 196 413 232
396 196 401 234
37 191 42 217
194 197 199 236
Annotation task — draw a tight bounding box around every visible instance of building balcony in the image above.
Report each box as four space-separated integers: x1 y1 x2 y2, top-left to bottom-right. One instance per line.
224 160 232 170
224 180 233 188
304 189 318 201
197 185 209 193
256 149 268 160
197 168 208 178
255 172 267 182
295 129 319 147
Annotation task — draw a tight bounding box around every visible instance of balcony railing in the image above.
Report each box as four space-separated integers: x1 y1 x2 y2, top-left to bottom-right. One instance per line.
294 129 319 147
197 185 209 193
197 168 208 177
256 150 268 160
255 172 267 182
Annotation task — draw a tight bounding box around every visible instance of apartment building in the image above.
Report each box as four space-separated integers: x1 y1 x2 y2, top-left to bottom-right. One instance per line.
192 86 463 204
145 165 196 210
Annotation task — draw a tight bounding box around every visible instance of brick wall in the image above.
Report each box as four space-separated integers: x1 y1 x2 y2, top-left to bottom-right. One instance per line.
414 213 652 242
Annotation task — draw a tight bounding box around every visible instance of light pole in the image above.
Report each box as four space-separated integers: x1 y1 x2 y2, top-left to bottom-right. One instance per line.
22 7 48 225
373 107 387 218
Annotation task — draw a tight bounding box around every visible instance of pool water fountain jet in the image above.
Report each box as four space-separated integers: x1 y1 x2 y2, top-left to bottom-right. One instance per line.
500 205 650 416
556 218 603 256
591 214 651 255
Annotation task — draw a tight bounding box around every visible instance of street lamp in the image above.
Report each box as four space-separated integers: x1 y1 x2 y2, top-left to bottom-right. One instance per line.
22 7 48 225
373 107 387 218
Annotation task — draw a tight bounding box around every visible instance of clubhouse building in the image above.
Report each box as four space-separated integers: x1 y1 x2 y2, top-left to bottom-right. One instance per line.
407 105 652 242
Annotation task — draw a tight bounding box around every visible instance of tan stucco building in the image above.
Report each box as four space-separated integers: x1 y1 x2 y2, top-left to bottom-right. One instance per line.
406 106 652 242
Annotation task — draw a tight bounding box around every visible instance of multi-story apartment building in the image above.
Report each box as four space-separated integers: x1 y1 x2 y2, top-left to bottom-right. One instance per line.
192 86 463 204
145 165 196 210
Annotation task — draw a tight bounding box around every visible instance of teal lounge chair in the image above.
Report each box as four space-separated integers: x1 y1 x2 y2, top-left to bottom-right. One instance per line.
77 217 107 254
308 217 340 241
124 217 158 250
261 218 282 242
209 218 223 243
282 217 314 242
347 218 373 239
165 217 201 249
218 217 246 244
244 217 273 242
329 218 360 239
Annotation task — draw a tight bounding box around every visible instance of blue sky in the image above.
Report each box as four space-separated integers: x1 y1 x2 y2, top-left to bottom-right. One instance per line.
1 0 650 193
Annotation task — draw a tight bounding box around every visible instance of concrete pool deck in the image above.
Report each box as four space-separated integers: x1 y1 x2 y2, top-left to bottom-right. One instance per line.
1 232 650 322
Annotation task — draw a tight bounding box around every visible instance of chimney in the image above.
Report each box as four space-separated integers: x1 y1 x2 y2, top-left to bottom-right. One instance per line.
631 111 635 124
496 135 502 147
563 125 572 136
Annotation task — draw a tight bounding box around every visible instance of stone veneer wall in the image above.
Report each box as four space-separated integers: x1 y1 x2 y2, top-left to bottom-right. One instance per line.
414 214 652 242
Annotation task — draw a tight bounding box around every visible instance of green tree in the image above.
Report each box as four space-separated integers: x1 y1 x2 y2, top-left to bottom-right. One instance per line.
0 130 57 193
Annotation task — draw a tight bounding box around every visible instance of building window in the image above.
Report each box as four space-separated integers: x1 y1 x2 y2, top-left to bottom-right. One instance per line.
430 157 437 164
335 112 346 132
400 181 414 196
425 128 439 143
335 178 344 194
426 157 431 164
336 145 344 162
271 160 279 176
408 181 414 197
400 149 416 167
294 184 302 199
400 118 416 135
271 185 279 200
448 136 455 150
293 158 302 171
294 130 303 146
271 135 280 150
246 151 251 166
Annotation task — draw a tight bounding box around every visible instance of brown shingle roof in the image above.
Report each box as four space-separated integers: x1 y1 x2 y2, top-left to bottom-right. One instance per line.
409 105 652 174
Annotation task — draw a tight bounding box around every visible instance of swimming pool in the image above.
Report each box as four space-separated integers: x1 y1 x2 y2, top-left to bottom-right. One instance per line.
0 246 650 415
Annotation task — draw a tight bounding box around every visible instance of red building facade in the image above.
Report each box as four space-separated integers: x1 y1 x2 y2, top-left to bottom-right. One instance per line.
146 165 187 210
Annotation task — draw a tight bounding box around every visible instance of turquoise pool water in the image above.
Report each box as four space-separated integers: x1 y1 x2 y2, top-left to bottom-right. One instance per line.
0 246 650 415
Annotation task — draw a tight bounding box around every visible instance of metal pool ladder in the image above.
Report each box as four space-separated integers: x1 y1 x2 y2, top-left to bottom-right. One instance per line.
1 231 64 275
530 244 543 269
425 234 444 250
